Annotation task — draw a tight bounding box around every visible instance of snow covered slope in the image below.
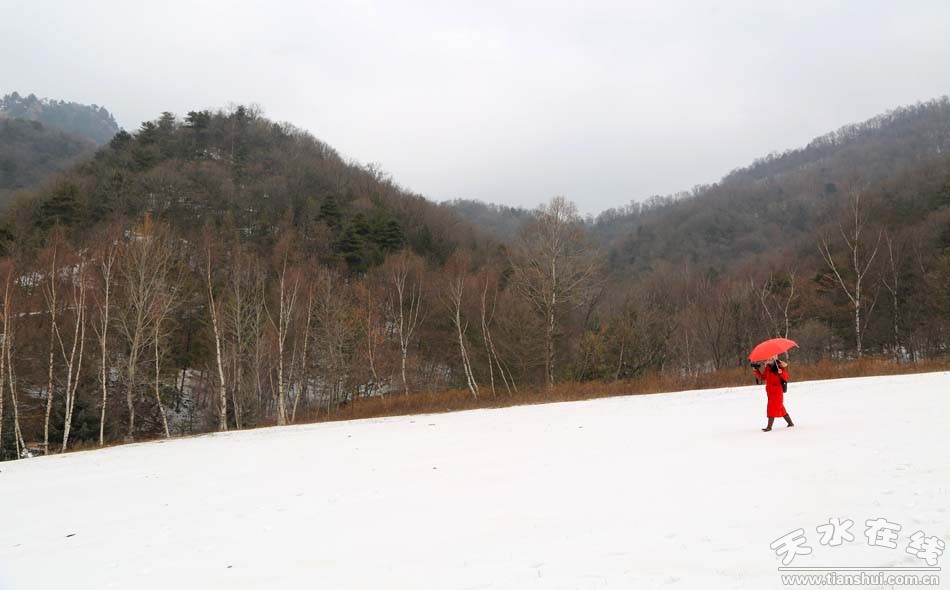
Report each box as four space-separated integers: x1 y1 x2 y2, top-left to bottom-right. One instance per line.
2 372 948 589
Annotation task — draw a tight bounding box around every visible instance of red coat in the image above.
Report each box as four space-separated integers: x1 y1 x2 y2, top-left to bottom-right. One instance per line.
754 364 789 417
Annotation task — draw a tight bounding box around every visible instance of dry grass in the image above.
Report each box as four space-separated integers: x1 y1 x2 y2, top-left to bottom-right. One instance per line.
25 356 949 459
301 356 950 426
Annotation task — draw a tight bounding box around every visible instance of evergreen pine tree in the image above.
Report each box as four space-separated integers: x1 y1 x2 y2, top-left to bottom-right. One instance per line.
319 195 343 229
375 218 404 251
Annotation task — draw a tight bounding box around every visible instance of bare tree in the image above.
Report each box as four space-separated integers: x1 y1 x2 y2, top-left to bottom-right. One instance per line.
750 270 797 339
510 196 600 388
151 268 179 439
290 280 314 423
251 267 267 423
693 277 731 370
59 254 88 451
357 280 386 395
115 216 177 440
204 236 228 431
819 187 883 357
40 234 65 455
264 235 299 425
0 261 26 459
478 269 514 395
93 226 120 446
225 247 262 429
442 254 478 399
881 230 904 359
0 260 26 458
386 251 425 396
313 268 357 414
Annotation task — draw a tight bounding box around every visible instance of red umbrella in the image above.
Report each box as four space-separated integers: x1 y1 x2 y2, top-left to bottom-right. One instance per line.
749 338 798 362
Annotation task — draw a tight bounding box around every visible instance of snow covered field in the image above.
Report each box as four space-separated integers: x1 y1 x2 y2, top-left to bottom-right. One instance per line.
2 372 948 589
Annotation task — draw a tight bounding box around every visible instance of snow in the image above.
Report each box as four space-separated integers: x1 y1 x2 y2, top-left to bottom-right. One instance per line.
1 372 948 589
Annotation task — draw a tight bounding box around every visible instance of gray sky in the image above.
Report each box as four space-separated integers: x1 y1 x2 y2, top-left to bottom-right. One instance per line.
3 1 949 214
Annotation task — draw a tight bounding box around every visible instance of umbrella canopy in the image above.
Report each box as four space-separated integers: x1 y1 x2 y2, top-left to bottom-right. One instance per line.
749 338 798 362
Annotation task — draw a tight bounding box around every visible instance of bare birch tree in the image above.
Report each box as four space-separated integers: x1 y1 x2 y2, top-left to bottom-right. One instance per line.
442 254 478 399
479 269 514 395
290 280 314 423
510 196 600 388
881 230 904 359
115 216 176 440
40 234 67 455
251 266 267 423
204 236 229 431
225 248 262 429
313 268 357 414
1 260 26 458
0 260 22 458
93 226 120 446
819 187 883 357
357 280 386 395
386 251 425 396
265 235 299 425
151 271 179 439
59 254 88 451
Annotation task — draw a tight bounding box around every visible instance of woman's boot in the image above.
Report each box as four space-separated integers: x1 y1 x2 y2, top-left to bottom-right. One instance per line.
762 417 775 432
783 414 794 427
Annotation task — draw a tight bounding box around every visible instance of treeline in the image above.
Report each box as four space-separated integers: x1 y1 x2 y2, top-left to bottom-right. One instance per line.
1 189 947 460
1 103 949 459
0 199 595 458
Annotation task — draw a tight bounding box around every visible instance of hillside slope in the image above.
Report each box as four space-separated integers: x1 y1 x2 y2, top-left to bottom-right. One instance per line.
0 117 94 206
2 371 947 589
591 97 950 276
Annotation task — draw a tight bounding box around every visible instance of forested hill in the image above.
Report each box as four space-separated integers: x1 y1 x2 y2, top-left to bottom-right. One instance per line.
589 97 950 276
1 92 120 145
450 97 950 276
0 106 488 268
0 118 94 206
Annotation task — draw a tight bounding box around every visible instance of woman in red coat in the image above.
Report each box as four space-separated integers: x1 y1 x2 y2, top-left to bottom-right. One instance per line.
752 356 794 432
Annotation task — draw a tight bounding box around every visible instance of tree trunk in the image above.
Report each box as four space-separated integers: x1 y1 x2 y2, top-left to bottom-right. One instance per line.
98 275 111 446
7 329 26 458
154 324 171 438
291 289 313 423
453 292 478 399
268 255 297 426
545 303 556 389
0 275 26 454
44 295 57 455
233 362 244 429
479 279 497 396
126 363 136 441
207 257 228 432
61 269 87 452
400 348 409 396
854 297 862 358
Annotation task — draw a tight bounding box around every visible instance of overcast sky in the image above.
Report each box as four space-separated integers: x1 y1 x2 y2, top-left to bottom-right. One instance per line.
3 1 949 214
